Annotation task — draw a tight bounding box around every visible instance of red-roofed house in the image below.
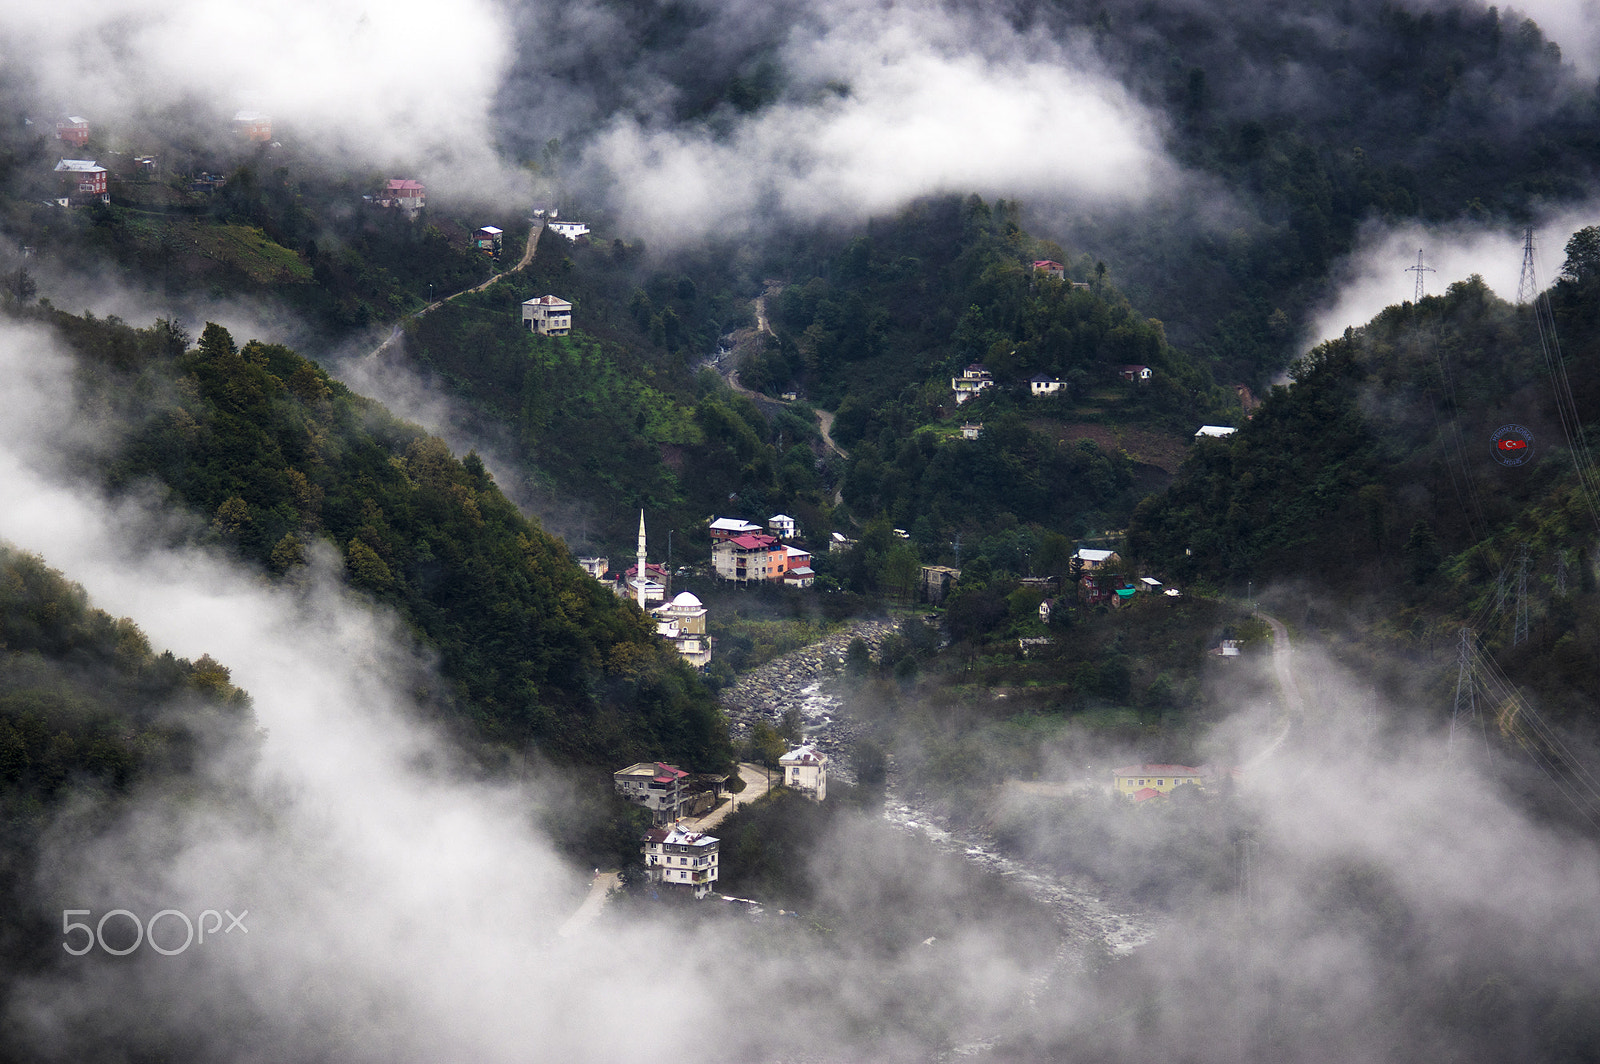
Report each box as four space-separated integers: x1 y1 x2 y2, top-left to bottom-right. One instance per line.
1112 764 1204 798
1130 787 1166 803
712 531 784 583
381 178 425 216
614 761 691 823
1032 259 1065 280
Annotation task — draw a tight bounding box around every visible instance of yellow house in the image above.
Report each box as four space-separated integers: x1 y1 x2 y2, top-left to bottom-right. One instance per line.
1113 763 1204 799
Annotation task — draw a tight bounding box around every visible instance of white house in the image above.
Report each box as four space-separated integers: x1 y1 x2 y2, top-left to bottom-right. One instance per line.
547 221 590 240
1195 425 1237 439
381 179 425 217
1030 375 1065 397
522 295 572 336
1120 364 1153 382
577 556 608 580
652 591 711 667
641 825 719 898
960 422 982 440
614 762 691 823
780 744 828 801
951 364 994 405
768 514 797 539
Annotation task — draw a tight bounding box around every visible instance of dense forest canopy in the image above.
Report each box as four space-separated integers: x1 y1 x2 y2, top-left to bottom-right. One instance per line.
26 306 732 772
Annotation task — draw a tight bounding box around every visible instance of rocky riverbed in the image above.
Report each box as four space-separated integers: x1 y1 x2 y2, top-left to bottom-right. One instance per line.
716 618 1156 961
719 618 897 783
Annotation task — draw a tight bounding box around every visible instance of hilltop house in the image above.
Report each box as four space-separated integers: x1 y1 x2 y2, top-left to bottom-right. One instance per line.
780 745 828 801
53 159 108 205
522 295 572 336
641 825 719 898
614 762 691 823
952 364 994 405
475 226 503 255
577 556 608 580
712 532 785 583
232 110 272 142
55 116 89 147
1032 259 1066 279
1112 764 1204 799
1075 548 1120 571
652 591 711 667
1120 364 1152 382
380 179 425 216
1030 375 1065 397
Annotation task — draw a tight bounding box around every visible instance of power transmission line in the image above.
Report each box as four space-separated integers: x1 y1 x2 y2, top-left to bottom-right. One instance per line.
1406 248 1436 302
1514 544 1530 646
1449 627 1486 761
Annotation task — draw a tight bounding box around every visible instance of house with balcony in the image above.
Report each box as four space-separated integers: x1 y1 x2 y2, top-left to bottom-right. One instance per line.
522 295 572 336
712 532 784 583
780 745 828 801
577 556 608 580
614 762 691 823
951 364 994 405
641 825 719 898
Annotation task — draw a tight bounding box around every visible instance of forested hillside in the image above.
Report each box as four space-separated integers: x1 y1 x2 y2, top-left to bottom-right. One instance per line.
1130 240 1600 727
28 307 731 771
0 547 254 1010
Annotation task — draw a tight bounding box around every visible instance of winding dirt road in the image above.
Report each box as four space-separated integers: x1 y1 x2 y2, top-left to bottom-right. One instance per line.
371 221 542 359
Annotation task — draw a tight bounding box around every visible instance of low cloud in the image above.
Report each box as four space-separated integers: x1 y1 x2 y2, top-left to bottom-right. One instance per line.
1305 204 1600 350
0 0 526 201
580 0 1175 242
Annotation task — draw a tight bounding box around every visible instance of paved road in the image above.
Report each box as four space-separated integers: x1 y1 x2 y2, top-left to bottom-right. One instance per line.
1243 610 1300 771
369 221 542 360
685 763 772 832
557 870 620 938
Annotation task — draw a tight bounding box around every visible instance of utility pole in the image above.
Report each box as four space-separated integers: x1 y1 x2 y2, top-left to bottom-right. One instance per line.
1557 550 1569 596
1406 249 1435 303
1518 227 1540 305
1515 544 1530 645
